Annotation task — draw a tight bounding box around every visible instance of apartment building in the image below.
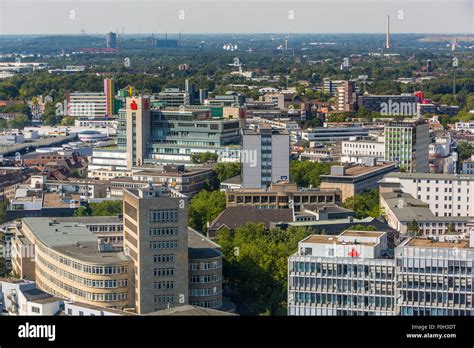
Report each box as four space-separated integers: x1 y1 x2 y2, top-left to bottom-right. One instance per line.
288 230 396 316
122 186 189 314
462 155 474 174
341 136 385 163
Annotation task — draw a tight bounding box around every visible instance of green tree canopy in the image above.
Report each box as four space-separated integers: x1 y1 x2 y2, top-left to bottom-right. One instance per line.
290 160 332 188
214 162 241 184
342 189 380 219
74 200 122 217
188 190 226 232
216 224 310 315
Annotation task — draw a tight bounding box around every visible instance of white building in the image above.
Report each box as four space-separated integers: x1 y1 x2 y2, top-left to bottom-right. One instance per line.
288 230 396 316
455 121 474 134
341 136 385 163
379 172 474 218
462 155 474 175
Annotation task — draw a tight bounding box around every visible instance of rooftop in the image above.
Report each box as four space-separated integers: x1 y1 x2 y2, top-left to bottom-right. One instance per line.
188 227 221 259
301 234 378 247
406 238 471 249
145 305 236 316
22 218 129 264
383 172 474 181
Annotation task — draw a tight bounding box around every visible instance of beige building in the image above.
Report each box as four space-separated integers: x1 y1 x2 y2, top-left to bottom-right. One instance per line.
126 97 151 169
226 182 341 212
123 185 189 314
12 218 133 310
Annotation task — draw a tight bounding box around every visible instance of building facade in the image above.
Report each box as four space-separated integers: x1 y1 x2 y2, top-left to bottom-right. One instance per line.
122 186 189 314
242 125 290 189
384 120 429 173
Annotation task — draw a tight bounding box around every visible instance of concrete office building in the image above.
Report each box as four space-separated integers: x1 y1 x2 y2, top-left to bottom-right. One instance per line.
379 172 474 218
384 120 429 173
288 230 396 316
106 32 117 49
188 228 223 309
226 182 340 212
360 95 418 115
320 161 398 201
396 235 474 316
12 218 133 310
242 125 290 189
123 186 189 314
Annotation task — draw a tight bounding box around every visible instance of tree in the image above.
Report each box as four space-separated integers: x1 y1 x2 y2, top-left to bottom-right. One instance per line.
348 224 378 231
0 257 6 277
216 224 310 315
214 162 241 184
342 189 380 219
188 190 226 232
74 200 122 217
447 222 456 234
8 114 30 129
60 116 76 126
191 152 218 164
407 219 421 237
457 141 473 162
0 199 9 224
290 160 332 188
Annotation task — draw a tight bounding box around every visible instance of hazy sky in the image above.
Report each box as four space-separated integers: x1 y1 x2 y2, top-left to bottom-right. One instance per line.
0 0 473 35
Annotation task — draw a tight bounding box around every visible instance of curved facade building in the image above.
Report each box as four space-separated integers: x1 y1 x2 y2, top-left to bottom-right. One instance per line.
14 218 133 310
188 228 223 309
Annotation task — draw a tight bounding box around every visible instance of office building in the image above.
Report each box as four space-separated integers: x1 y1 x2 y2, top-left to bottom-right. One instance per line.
288 230 396 316
68 79 116 117
462 156 474 174
360 95 418 116
106 32 117 49
320 161 398 201
157 88 190 107
188 228 223 309
12 218 133 310
379 191 473 235
242 125 290 189
384 120 429 173
302 127 369 142
341 136 385 163
122 186 189 314
396 235 474 316
125 97 241 166
379 172 474 218
226 182 340 212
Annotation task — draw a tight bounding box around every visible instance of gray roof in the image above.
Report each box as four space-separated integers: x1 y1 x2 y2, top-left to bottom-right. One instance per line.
22 218 129 264
145 305 236 316
384 172 474 181
188 227 221 259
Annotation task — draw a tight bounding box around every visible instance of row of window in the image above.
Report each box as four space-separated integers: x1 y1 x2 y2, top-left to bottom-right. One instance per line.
154 267 174 277
149 209 179 223
37 244 128 275
189 261 220 270
37 255 128 289
150 240 179 250
189 274 220 284
154 281 175 290
149 227 178 236
154 254 175 263
190 287 220 297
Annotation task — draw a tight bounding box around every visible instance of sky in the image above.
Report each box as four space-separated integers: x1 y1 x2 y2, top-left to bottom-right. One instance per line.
0 0 473 35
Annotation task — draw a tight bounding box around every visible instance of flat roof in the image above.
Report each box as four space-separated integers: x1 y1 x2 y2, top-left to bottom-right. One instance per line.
301 234 377 246
340 230 385 238
22 218 129 264
384 172 474 181
322 162 396 178
43 193 80 208
406 238 471 249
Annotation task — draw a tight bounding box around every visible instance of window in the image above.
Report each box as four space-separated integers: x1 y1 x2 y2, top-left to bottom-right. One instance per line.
79 311 84 316
31 306 40 314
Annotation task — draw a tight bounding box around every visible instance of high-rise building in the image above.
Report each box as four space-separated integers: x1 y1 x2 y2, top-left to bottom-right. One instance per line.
335 81 357 112
125 97 241 166
288 230 396 316
123 185 189 314
395 235 474 316
106 32 117 49
242 125 290 189
386 15 390 49
126 97 151 168
104 78 115 116
384 120 429 173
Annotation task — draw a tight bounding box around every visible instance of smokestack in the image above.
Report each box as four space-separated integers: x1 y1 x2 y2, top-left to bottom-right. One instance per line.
386 15 390 49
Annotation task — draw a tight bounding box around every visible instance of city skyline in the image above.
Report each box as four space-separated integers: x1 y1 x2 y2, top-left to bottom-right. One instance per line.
0 0 473 35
